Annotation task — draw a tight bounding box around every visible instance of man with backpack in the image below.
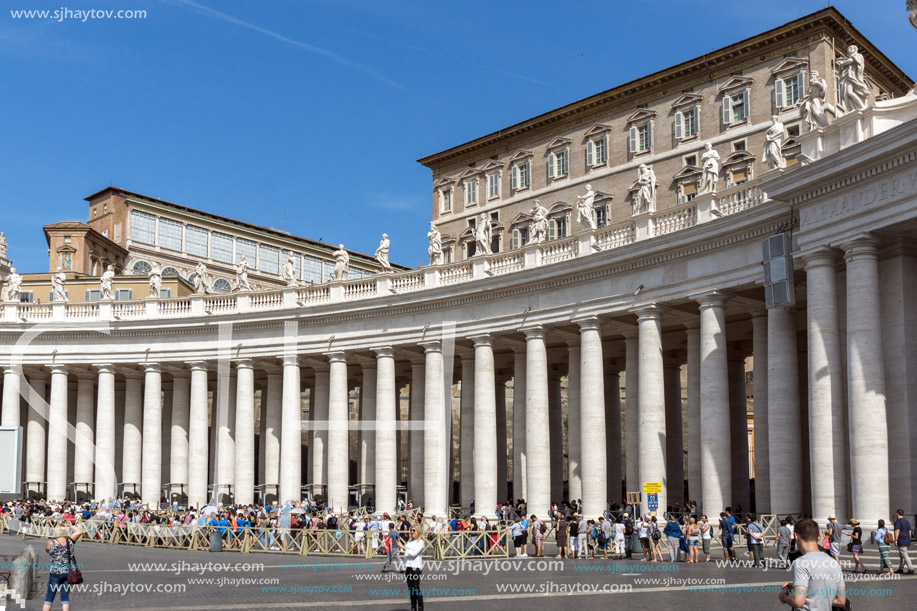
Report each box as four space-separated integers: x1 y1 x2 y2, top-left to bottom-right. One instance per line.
598 516 612 559
719 511 736 561
623 513 634 559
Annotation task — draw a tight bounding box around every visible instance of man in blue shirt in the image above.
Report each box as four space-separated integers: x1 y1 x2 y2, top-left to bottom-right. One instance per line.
894 509 914 575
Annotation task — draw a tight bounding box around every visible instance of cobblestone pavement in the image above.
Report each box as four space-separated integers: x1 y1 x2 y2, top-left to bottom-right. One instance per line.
2 535 914 610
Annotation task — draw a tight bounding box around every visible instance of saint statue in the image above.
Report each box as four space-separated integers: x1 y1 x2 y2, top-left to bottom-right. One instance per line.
427 223 443 265
801 70 832 130
100 265 115 300
193 261 209 295
762 115 789 170
576 184 598 230
529 201 549 244
51 267 68 302
474 213 493 255
235 256 253 292
283 255 298 286
699 143 720 195
634 164 657 214
148 262 162 298
5 268 22 302
375 234 391 270
836 45 870 113
333 244 350 281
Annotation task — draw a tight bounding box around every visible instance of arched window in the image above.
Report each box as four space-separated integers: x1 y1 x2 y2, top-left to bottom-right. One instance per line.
132 260 152 275
161 266 180 276
212 278 232 294
188 273 198 285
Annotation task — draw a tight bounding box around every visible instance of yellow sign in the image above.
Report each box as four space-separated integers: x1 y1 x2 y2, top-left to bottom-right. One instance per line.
643 482 662 494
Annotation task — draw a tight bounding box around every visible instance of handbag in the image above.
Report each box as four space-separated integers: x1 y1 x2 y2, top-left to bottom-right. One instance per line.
66 539 84 585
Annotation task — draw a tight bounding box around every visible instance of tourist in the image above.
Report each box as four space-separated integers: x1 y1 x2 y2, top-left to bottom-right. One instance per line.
847 519 866 574
532 515 545 558
510 517 525 557
577 514 588 559
746 513 765 568
398 525 425 611
555 514 567 559
381 522 402 573
719 511 736 561
614 516 626 559
775 519 791 569
568 514 580 558
825 515 842 563
686 517 700 563
778 518 845 610
42 523 81 611
664 515 681 562
894 508 914 575
699 515 713 562
876 519 895 575
649 516 664 562
599 516 612 560
637 515 651 560
623 512 634 559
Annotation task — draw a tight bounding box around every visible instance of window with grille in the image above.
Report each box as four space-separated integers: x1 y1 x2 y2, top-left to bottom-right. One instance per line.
675 107 699 140
775 73 805 109
587 137 607 167
115 289 133 301
161 267 179 276
465 179 477 206
722 90 749 124
129 210 156 245
303 254 324 284
236 238 257 265
628 124 652 153
158 217 183 252
548 149 569 179
211 232 234 263
259 244 280 273
511 162 531 190
186 225 209 257
487 172 500 199
132 260 152 275
439 189 452 213
212 278 232 294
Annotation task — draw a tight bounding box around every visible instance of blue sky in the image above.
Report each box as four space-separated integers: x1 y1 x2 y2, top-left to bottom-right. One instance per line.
1 0 914 272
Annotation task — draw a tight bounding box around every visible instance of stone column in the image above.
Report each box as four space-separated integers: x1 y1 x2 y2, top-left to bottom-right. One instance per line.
26 375 47 497
73 375 95 491
634 307 666 517
696 292 731 515
258 384 267 487
170 374 190 499
326 352 349 513
122 373 143 494
664 360 684 505
512 350 527 501
94 365 117 500
750 312 770 513
1 368 21 426
604 366 622 504
311 365 329 495
46 365 69 501
409 357 425 506
279 355 302 504
359 363 377 490
768 305 803 515
495 377 508 502
188 362 209 509
684 322 702 506
843 236 889 524
624 331 639 493
728 353 750 511
264 371 282 492
566 343 582 502
234 359 255 505
214 372 236 502
548 375 564 503
578 317 607 518
523 327 550 517
374 347 397 516
422 340 447 518
471 334 497 517
803 249 849 522
141 363 162 507
161 388 172 493
459 355 475 508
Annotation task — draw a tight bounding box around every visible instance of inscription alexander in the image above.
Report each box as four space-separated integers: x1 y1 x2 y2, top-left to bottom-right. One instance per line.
800 168 917 228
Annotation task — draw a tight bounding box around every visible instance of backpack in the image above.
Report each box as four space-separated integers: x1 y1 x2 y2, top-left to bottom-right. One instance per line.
884 530 895 545
540 522 547 534
651 524 661 541
327 515 338 529
624 519 634 536
597 529 606 545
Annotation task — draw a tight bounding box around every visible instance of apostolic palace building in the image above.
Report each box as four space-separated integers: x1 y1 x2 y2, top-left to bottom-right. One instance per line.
1 8 915 530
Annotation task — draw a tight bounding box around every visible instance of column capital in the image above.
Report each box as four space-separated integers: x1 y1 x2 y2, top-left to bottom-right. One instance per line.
691 289 733 308
749 309 768 320
92 363 116 375
521 325 546 341
469 333 494 347
419 340 442 353
47 364 68 376
573 315 602 332
799 245 841 269
323 351 347 364
623 328 639 340
683 320 700 331
841 234 880 262
279 354 301 368
234 358 254 370
373 346 394 359
141 362 161 374
187 361 210 373
630 303 668 320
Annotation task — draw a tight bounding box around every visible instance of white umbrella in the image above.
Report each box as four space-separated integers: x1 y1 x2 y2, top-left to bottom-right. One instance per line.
291 508 305 514
202 505 219 515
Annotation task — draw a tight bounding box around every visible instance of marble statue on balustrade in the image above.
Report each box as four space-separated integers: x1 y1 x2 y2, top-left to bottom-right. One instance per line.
837 45 870 113
576 184 598 230
193 261 209 295
699 143 720 195
475 213 493 255
375 234 392 270
0 232 7 259
5 268 21 302
427 223 442 265
148 262 162 298
762 115 789 170
634 164 657 214
801 70 832 130
283 255 299 286
234 256 254 292
51 268 68 302
333 245 349 281
100 265 115 300
529 201 549 244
